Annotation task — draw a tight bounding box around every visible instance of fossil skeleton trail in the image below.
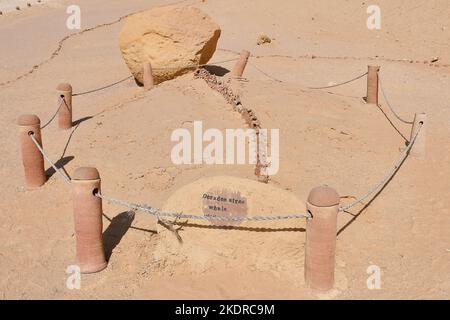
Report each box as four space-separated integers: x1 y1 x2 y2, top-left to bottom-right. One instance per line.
194 68 270 183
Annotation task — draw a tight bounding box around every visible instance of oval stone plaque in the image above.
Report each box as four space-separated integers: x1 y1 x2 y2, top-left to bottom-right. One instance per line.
202 188 248 226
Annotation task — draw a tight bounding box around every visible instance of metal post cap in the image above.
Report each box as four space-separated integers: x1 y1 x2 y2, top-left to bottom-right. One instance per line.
307 186 340 207
17 114 41 126
57 83 72 91
73 167 100 181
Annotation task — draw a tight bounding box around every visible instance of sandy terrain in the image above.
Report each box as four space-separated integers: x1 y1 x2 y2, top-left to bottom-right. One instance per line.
0 0 449 299
0 0 51 14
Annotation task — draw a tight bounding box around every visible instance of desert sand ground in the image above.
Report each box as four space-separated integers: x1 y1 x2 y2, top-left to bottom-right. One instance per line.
0 0 51 14
0 0 449 299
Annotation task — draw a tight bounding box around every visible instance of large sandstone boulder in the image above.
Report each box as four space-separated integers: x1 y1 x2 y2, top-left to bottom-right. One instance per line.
119 5 221 85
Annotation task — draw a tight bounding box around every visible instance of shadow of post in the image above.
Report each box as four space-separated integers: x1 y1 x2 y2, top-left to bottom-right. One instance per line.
102 211 136 261
337 150 411 236
45 155 74 179
72 116 93 127
170 221 306 233
203 65 230 77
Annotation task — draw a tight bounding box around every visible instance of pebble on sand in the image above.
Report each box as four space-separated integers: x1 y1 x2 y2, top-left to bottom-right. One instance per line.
257 34 271 45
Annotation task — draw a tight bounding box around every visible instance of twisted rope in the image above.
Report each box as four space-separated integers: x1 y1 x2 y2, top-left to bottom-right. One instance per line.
29 133 71 183
339 124 422 212
73 76 133 97
95 192 312 222
248 60 368 90
378 74 414 124
248 61 284 83
40 97 65 130
307 71 368 90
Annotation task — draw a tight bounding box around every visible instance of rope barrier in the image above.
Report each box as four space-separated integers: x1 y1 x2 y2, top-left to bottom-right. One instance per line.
40 97 65 130
375 103 409 142
29 54 426 224
339 124 422 212
71 58 240 97
29 133 71 183
247 60 368 90
72 76 133 97
228 59 422 213
95 192 312 222
248 61 285 83
378 74 414 124
307 71 368 90
28 104 424 222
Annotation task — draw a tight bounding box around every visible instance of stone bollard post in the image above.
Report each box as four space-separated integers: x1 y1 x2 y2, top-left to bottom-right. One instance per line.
409 113 427 159
366 65 380 105
56 83 73 130
304 186 340 292
72 167 107 273
143 62 154 91
231 50 251 78
17 114 46 188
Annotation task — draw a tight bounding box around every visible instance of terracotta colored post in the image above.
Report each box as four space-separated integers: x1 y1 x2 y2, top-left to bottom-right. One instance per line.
409 113 427 159
366 65 380 105
143 62 154 91
17 114 46 188
304 186 340 292
56 83 73 130
231 50 250 78
72 167 107 273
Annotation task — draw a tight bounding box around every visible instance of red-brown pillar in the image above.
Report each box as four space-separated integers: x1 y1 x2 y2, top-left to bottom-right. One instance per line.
305 186 340 292
72 167 107 273
57 83 73 130
143 62 154 91
366 65 380 105
409 113 427 159
17 114 46 188
231 50 251 78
